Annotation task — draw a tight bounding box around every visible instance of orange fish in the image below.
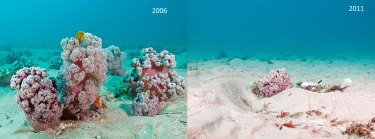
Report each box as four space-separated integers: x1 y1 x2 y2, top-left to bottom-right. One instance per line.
75 31 87 43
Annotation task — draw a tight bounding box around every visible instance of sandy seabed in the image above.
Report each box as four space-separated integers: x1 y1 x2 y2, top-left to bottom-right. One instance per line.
0 48 187 139
187 57 375 139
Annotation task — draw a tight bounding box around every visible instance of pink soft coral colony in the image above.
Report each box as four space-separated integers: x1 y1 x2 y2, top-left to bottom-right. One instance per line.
125 47 185 116
10 67 63 131
257 68 293 97
60 32 108 118
9 31 185 132
103 45 126 77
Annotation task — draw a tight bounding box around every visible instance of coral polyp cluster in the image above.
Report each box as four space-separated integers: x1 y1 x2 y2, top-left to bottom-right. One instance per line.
60 32 108 119
251 68 293 97
129 92 162 116
10 67 63 131
123 47 185 116
103 45 126 77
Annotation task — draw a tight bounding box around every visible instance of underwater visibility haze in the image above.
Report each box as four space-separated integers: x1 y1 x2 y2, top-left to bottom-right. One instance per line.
0 0 187 49
188 0 375 57
0 0 187 138
187 0 375 138
1 0 375 138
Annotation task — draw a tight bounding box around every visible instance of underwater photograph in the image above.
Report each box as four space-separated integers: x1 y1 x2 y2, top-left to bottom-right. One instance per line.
1 0 374 139
0 0 187 138
187 0 375 138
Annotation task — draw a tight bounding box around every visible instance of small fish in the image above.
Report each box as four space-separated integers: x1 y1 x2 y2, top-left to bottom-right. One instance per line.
318 80 322 84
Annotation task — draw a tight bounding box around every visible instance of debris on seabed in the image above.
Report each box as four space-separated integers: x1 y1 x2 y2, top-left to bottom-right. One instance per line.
3 114 10 119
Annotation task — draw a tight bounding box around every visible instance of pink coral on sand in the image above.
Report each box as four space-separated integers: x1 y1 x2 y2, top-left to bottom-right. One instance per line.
129 92 161 117
10 67 63 131
124 47 185 116
60 32 108 119
103 45 126 77
255 68 293 97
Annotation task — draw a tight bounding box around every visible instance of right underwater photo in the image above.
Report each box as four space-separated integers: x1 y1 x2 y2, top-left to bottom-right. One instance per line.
187 0 375 138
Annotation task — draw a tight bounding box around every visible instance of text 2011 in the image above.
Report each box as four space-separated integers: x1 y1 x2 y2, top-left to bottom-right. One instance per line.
349 6 364 12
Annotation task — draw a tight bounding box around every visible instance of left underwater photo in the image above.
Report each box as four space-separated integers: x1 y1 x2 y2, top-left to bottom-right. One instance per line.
0 0 187 138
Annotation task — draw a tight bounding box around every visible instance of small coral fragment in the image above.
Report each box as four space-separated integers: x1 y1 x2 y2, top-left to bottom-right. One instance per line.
306 110 323 116
251 68 293 97
277 111 289 118
326 85 348 93
344 117 375 137
299 79 350 93
282 121 295 128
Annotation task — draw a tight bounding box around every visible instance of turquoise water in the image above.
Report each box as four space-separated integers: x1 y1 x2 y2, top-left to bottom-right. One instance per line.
0 0 374 138
188 0 375 58
1 0 372 57
0 1 188 138
0 0 186 49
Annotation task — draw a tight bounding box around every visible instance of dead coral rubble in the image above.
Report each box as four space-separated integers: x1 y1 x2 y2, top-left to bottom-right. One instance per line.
299 79 350 93
344 117 375 137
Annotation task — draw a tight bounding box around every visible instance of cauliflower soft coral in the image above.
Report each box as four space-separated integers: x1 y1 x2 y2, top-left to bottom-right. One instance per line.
60 32 108 119
124 47 185 116
252 68 293 97
10 67 63 131
103 45 126 77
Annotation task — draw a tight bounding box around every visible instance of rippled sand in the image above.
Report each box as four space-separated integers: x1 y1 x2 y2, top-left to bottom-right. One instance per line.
0 48 187 138
187 57 375 139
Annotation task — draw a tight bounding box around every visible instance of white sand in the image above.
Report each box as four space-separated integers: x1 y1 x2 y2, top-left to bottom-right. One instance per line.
0 48 187 138
187 57 375 139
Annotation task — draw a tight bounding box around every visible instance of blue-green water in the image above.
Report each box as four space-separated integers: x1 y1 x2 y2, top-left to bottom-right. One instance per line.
0 0 374 138
1 0 373 57
0 1 188 138
0 0 187 49
188 0 375 57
